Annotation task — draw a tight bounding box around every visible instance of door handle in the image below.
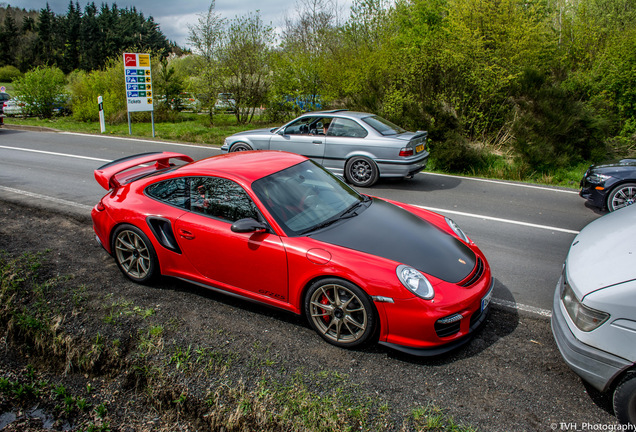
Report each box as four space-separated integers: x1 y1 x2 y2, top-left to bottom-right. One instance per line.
178 228 195 240
312 140 322 144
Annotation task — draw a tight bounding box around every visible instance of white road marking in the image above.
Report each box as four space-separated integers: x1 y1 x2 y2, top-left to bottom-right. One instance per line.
0 185 93 211
0 145 110 162
59 131 222 150
492 298 552 318
422 171 579 194
415 205 580 235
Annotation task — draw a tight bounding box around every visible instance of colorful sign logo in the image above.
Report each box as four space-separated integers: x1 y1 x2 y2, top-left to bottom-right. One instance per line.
123 53 153 113
124 53 137 67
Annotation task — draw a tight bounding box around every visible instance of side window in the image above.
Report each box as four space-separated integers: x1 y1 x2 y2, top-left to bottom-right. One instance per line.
284 117 317 135
146 178 189 208
328 118 368 138
190 177 259 223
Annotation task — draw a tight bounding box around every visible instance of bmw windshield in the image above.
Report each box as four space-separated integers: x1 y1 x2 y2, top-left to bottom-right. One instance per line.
252 160 367 236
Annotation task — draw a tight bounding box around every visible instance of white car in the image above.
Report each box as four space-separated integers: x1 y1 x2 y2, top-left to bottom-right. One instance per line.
552 204 636 425
2 98 26 116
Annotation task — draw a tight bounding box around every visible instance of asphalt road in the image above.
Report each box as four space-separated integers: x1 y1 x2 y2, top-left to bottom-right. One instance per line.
0 128 603 314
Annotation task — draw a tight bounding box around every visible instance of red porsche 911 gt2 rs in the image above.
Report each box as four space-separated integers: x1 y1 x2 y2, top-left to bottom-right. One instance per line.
92 151 493 355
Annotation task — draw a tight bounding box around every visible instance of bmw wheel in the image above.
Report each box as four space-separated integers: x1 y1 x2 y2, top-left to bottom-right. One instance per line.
345 156 379 187
614 373 636 425
608 182 636 211
112 225 158 284
230 142 252 152
305 278 376 348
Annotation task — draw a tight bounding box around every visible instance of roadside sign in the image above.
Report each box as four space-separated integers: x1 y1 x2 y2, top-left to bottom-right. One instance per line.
0 86 5 92
123 53 153 113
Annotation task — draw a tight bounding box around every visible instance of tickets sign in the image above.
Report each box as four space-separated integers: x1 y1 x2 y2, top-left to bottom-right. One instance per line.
123 53 153 112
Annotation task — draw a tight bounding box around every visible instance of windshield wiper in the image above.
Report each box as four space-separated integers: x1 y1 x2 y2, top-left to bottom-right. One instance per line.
300 197 371 235
299 216 341 235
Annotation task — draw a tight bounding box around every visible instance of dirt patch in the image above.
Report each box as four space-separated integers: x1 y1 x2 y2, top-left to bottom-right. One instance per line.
0 199 619 431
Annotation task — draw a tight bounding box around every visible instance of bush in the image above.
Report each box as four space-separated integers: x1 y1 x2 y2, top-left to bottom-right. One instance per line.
68 59 127 123
511 69 609 170
0 66 22 83
429 131 487 173
13 66 68 118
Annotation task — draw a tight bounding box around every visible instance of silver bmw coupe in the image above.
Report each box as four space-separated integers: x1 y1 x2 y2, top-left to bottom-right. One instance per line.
221 110 429 187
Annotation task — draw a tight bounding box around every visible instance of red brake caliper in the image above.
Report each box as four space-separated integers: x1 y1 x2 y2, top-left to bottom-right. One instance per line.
320 294 331 324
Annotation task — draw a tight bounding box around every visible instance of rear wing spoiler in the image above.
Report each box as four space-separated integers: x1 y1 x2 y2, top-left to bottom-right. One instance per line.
94 151 194 190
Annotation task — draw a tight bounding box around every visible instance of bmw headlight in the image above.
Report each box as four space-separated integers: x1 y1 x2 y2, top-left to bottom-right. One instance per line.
445 217 469 243
586 173 611 184
396 265 434 300
561 284 609 332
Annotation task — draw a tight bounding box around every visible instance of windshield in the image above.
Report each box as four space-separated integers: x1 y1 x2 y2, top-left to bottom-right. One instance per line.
252 160 364 236
362 115 406 135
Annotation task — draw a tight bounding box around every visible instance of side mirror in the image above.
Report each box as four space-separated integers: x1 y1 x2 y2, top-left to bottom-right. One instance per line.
231 218 268 233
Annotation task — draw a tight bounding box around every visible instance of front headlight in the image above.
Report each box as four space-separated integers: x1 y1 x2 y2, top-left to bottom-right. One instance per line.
396 265 434 300
445 217 469 243
561 283 609 332
586 173 611 184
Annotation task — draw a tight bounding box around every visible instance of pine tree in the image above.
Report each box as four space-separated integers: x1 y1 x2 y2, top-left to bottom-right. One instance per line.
0 11 19 66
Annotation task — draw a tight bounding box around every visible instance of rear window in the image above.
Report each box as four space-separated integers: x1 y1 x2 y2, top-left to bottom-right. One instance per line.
362 115 406 135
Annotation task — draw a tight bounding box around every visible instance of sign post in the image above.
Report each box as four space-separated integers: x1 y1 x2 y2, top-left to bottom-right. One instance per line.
98 96 105 133
123 53 155 137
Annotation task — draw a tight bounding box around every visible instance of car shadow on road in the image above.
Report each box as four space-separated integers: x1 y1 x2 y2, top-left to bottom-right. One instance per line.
584 200 608 216
159 276 520 365
361 174 463 193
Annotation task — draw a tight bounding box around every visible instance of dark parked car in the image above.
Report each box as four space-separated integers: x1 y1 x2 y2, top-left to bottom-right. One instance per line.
222 110 429 187
580 159 636 211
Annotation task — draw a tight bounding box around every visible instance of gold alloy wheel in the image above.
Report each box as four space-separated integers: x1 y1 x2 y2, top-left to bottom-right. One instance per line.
114 229 152 279
309 283 368 344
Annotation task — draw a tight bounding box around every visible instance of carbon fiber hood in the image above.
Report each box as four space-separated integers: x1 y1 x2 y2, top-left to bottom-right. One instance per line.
310 199 476 283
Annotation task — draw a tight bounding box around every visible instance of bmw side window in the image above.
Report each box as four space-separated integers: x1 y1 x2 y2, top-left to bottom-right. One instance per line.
328 118 368 138
284 117 315 135
190 177 259 223
145 178 189 208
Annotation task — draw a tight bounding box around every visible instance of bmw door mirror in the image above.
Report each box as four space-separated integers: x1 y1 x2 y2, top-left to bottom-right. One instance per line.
231 218 268 233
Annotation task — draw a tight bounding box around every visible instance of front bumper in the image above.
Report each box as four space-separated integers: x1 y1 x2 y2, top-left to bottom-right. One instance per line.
379 278 493 357
579 184 608 209
551 277 631 392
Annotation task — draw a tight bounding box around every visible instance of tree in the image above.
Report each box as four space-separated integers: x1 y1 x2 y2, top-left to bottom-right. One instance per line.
154 56 184 110
61 1 81 73
0 10 19 67
13 66 68 118
272 0 340 115
35 4 56 66
187 1 226 118
219 11 275 124
79 2 102 71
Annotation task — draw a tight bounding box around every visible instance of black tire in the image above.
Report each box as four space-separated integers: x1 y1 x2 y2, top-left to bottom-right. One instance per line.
614 373 636 425
345 156 379 187
111 224 159 284
229 142 252 152
304 278 376 348
607 182 636 212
